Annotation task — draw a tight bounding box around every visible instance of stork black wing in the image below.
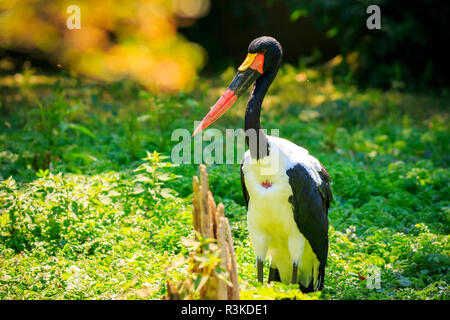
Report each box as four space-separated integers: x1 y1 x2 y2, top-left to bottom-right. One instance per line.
318 163 333 210
240 161 249 208
286 163 331 292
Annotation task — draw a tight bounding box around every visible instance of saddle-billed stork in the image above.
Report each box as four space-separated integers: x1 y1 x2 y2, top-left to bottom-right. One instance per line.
193 36 333 292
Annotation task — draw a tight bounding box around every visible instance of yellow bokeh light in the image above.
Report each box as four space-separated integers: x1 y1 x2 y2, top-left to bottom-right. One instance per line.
172 0 210 18
0 0 207 92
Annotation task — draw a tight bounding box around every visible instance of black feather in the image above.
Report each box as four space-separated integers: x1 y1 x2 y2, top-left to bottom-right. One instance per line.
318 163 333 210
286 163 331 291
240 160 249 208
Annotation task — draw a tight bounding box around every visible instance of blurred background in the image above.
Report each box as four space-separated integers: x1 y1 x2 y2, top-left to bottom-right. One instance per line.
1 0 449 91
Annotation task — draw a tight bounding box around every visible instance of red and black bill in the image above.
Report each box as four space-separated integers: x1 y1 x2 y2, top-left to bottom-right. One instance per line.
193 53 264 136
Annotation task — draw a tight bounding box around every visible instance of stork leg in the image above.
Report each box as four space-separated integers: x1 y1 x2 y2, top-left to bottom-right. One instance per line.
257 258 264 283
268 265 281 283
292 263 298 284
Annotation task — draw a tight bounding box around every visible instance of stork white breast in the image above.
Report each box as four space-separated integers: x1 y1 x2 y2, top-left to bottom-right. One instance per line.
242 135 323 283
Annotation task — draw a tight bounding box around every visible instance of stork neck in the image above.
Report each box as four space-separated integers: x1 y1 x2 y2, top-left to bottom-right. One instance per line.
245 69 277 160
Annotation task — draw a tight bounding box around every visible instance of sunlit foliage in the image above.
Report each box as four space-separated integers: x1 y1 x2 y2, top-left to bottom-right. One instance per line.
0 0 208 91
0 61 448 299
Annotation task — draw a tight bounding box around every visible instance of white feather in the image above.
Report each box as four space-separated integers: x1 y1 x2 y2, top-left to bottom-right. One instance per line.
242 135 322 285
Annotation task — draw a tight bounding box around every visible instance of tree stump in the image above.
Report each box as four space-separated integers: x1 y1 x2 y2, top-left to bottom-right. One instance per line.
165 164 240 300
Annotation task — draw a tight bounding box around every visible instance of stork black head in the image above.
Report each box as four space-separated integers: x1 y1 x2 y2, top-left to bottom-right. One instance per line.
247 36 283 74
193 36 283 135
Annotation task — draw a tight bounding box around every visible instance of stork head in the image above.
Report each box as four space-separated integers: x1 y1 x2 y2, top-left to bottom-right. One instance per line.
193 36 282 136
247 36 282 74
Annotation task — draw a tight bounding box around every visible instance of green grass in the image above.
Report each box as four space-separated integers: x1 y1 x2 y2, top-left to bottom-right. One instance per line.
0 64 449 299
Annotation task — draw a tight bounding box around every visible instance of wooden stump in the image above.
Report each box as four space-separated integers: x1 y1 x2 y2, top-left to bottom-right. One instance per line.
165 164 240 300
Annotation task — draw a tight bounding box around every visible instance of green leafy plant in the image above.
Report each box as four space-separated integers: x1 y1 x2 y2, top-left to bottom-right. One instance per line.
0 63 448 300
